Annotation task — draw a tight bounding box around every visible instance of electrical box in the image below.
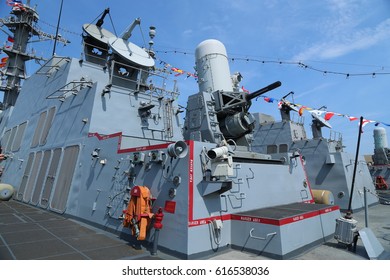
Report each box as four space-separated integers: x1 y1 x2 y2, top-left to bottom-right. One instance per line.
210 156 233 178
149 150 164 162
212 219 223 230
334 217 358 245
133 152 145 164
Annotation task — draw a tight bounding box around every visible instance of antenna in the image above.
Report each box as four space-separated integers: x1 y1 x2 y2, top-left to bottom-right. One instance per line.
108 17 154 67
282 91 294 100
52 0 64 56
311 109 332 139
108 37 154 67
96 8 110 27
311 112 332 129
121 18 141 41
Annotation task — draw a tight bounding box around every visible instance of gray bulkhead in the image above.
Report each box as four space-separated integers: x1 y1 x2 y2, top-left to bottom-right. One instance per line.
1 58 97 209
251 112 378 210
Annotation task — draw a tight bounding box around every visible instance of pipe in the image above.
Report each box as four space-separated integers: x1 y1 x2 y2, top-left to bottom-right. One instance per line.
364 187 368 227
151 207 164 255
347 116 364 214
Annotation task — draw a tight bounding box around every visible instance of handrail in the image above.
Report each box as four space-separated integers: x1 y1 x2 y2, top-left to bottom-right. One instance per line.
249 228 277 240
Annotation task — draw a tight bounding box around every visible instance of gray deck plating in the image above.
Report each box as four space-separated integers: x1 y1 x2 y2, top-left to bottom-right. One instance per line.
0 200 164 260
237 202 334 220
2 200 389 260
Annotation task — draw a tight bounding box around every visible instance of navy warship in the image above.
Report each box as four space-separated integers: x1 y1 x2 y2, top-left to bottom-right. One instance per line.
0 1 388 260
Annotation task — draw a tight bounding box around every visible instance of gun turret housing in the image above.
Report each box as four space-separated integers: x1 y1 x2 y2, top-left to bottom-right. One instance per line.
184 39 281 145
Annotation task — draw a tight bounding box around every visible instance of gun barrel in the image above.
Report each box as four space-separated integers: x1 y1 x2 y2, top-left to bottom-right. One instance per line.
246 81 281 101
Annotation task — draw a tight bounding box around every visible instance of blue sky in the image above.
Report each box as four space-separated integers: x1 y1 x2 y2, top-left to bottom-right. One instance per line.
1 0 390 155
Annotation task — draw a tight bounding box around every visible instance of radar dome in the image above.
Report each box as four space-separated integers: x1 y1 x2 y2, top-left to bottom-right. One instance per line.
374 127 388 150
195 39 233 93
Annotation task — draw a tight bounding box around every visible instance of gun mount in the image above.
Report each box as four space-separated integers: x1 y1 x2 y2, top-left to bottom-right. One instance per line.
214 81 281 143
183 39 281 146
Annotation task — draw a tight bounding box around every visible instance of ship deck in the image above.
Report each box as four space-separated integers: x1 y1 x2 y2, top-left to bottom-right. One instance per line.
0 200 163 260
1 199 389 260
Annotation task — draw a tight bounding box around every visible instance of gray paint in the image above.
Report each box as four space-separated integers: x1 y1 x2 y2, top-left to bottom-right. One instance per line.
251 112 378 210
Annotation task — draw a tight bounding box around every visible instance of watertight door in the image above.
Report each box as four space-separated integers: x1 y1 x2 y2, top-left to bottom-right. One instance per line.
16 152 34 201
31 150 52 205
40 148 62 209
50 145 80 213
23 151 43 203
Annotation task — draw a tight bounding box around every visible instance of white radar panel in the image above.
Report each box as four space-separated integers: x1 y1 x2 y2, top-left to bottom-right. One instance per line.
82 24 115 45
311 112 332 129
108 37 155 67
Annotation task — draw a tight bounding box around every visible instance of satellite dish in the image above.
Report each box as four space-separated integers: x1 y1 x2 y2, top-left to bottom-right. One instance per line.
108 37 155 68
82 24 115 46
311 111 332 129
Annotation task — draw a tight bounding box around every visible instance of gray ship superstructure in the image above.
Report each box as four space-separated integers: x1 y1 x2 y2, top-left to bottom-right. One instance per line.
0 3 341 259
251 100 378 211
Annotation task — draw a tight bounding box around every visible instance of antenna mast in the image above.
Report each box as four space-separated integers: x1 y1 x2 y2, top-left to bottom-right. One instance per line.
0 2 40 108
0 1 69 108
52 0 64 56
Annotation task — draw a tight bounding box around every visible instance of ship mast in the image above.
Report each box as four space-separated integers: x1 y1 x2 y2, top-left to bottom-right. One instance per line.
0 2 40 108
0 1 69 109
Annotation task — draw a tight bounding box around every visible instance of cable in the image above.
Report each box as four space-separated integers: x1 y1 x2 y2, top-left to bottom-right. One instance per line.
366 188 390 204
156 49 390 78
108 12 118 37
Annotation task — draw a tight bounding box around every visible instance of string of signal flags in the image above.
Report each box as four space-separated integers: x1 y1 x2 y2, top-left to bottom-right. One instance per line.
157 53 389 129
156 50 390 79
258 93 390 130
155 50 389 129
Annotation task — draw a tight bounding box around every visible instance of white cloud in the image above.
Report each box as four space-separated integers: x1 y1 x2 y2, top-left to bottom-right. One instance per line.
295 82 334 99
289 0 390 61
182 29 193 36
293 18 390 61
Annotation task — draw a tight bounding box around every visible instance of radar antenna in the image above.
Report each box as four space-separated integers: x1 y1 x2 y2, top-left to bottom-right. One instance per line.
108 18 154 68
82 8 115 65
279 92 299 121
311 106 332 139
121 18 141 41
